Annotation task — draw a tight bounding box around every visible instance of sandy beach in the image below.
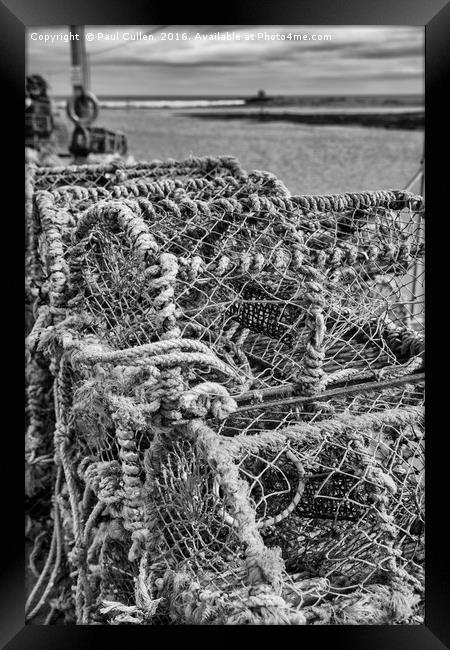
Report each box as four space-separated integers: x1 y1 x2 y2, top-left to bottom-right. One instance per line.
56 107 424 195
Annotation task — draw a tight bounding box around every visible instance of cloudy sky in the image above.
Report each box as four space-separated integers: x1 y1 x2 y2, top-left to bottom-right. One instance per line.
26 25 424 96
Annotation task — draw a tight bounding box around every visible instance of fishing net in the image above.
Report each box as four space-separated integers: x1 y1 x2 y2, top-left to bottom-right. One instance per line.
25 156 291 517
25 156 289 331
27 154 247 192
25 158 292 524
25 158 424 625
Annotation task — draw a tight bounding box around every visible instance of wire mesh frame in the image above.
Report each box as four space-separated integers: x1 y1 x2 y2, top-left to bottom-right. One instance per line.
24 166 294 531
28 166 290 264
27 165 420 332
23 167 426 624
26 155 248 193
178 381 424 623
26 358 424 624
62 191 424 388
26 185 425 473
25 187 425 494
34 187 425 306
216 379 424 535
24 374 423 624
25 318 424 626
225 412 423 584
25 160 292 335
25 240 426 620
25 155 249 300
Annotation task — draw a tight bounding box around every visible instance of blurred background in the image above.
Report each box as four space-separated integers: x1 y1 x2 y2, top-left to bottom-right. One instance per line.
26 25 424 194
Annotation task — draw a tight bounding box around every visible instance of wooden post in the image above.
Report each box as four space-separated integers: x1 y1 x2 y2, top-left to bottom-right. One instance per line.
69 26 90 162
69 26 89 93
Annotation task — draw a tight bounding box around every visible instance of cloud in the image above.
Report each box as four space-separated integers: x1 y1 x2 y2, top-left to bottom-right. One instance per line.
343 45 423 59
97 56 253 68
26 25 424 95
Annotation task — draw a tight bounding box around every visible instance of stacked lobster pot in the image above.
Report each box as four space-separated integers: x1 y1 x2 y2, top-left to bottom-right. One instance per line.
25 156 424 625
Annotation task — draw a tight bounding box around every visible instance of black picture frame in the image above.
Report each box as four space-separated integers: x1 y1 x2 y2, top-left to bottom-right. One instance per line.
3 0 448 646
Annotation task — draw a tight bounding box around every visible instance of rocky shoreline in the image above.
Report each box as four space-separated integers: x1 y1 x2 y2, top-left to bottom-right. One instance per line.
186 110 424 131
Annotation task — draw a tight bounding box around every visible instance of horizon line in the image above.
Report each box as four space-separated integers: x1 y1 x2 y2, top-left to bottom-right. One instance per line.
51 92 424 98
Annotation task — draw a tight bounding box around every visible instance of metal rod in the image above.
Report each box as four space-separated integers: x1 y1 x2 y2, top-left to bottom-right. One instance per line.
419 139 425 198
68 26 90 163
404 167 423 192
69 26 88 92
232 372 425 414
234 362 423 405
410 140 425 324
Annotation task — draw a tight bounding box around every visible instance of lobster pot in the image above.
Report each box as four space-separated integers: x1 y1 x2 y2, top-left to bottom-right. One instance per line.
26 333 424 624
25 183 424 625
144 387 424 625
218 382 424 581
58 191 424 388
26 189 424 507
25 161 292 481
25 155 248 319
25 156 289 323
25 162 292 550
26 155 248 193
